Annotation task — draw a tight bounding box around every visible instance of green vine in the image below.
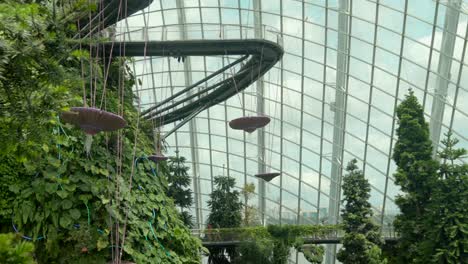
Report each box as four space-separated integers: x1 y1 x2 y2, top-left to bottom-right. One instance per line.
0 1 203 263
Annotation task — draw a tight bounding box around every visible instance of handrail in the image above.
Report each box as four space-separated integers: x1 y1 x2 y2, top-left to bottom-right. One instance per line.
106 23 283 46
96 35 283 127
190 226 399 245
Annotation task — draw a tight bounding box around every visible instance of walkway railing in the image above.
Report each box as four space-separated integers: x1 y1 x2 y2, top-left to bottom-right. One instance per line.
191 226 398 246
104 23 283 47
97 23 284 128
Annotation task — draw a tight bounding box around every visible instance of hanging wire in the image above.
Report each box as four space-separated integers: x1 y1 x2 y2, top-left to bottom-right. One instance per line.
113 0 127 261
118 0 151 260
99 19 120 108
159 47 170 143
225 51 245 110
77 19 87 106
268 64 281 173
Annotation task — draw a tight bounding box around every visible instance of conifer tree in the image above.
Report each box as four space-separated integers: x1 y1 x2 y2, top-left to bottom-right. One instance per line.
424 132 468 263
207 176 243 263
167 153 194 227
392 90 439 263
207 176 243 228
337 159 385 264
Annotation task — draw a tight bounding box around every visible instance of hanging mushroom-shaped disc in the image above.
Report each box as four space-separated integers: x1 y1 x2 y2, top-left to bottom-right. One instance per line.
229 116 271 133
255 172 280 182
61 107 126 134
148 153 169 163
61 107 126 155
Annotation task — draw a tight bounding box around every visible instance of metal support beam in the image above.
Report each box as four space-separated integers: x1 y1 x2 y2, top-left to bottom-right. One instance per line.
175 0 203 230
253 0 266 226
327 0 350 263
161 107 205 140
141 55 248 117
429 0 461 156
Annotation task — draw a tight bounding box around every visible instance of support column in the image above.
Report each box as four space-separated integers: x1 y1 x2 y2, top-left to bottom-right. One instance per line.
327 1 350 263
429 0 461 156
175 0 202 230
253 0 266 226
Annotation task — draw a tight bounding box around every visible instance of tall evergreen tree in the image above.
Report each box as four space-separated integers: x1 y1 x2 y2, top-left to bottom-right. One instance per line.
207 176 243 228
337 159 385 264
392 90 439 263
167 153 194 227
424 132 468 263
207 176 243 263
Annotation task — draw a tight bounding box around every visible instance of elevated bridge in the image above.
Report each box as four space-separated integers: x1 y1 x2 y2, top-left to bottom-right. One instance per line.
191 228 398 246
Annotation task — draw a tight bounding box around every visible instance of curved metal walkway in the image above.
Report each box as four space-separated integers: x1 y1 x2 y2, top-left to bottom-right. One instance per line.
82 0 283 134
99 39 283 129
78 0 154 36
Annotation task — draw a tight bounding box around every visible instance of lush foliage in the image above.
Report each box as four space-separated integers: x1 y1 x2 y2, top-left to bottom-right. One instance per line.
0 156 23 228
166 153 194 227
235 227 274 264
203 225 336 264
0 233 36 264
0 1 202 263
207 176 243 229
337 159 385 264
0 1 87 156
206 176 243 263
295 243 324 264
392 90 439 263
423 133 468 263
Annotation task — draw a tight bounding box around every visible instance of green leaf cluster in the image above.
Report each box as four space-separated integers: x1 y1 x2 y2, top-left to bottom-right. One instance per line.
231 225 336 264
0 156 26 226
206 176 243 262
0 1 203 263
392 91 467 263
0 233 36 264
207 176 243 229
202 225 337 263
392 90 439 263
297 244 324 264
165 154 194 227
337 159 386 264
422 133 468 263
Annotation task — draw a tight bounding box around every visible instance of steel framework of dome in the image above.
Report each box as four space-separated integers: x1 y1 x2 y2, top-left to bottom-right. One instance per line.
108 0 468 263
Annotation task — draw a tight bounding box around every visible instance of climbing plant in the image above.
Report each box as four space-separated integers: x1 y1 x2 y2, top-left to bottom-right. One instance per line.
0 1 203 263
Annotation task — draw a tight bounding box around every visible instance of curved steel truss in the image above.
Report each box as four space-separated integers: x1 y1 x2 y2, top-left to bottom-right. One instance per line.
99 39 283 133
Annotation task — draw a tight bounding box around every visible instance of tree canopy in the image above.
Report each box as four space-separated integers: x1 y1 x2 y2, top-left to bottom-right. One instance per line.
207 176 243 263
392 90 439 263
424 132 468 263
337 159 385 264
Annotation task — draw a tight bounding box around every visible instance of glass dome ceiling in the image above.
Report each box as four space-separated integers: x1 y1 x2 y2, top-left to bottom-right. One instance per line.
115 0 468 246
